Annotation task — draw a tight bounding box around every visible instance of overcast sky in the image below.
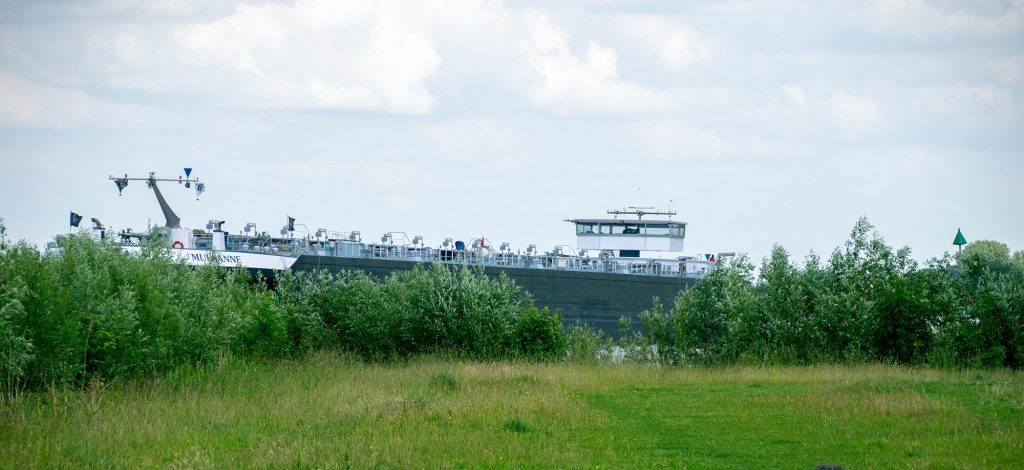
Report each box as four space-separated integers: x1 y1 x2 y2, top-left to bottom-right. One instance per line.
1 0 1022 265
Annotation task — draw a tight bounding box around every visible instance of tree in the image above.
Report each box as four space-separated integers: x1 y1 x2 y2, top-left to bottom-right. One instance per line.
960 240 1012 278
871 272 935 363
820 217 915 360
745 245 803 362
673 254 756 363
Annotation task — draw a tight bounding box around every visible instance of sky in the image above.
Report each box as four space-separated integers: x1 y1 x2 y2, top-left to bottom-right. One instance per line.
1 0 1022 266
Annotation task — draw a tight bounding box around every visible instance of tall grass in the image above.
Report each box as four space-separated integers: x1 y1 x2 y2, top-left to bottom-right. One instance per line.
2 356 1021 468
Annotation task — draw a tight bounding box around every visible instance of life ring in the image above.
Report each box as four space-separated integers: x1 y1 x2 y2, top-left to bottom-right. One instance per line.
172 240 185 249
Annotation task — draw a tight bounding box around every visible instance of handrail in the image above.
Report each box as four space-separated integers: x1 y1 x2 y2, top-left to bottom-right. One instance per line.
112 233 711 279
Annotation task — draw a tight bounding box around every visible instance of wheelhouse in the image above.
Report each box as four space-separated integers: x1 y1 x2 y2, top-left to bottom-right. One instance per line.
569 218 686 255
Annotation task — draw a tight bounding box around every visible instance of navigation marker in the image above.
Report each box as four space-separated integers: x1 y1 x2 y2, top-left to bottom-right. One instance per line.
184 167 192 178
953 228 967 254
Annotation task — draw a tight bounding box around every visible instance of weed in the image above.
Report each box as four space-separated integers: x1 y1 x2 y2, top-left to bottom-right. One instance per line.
429 371 460 393
502 417 531 433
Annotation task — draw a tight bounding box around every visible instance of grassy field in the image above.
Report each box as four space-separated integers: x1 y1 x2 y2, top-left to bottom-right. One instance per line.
2 354 1022 469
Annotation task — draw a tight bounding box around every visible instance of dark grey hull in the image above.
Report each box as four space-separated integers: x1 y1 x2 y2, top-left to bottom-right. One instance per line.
289 255 697 337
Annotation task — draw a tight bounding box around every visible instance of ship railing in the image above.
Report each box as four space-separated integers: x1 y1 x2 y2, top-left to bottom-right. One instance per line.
218 237 709 279
304 243 708 279
223 235 312 256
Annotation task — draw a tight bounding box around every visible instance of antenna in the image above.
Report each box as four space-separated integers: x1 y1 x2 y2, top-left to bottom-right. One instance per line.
607 207 676 220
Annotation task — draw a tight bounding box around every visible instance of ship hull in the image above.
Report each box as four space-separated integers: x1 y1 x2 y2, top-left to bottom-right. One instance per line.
291 255 696 337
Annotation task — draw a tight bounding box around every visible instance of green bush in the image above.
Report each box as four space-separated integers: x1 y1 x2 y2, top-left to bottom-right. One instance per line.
272 264 534 359
0 222 549 394
564 322 608 364
236 291 289 359
0 286 32 402
634 217 1024 368
508 307 566 360
638 297 678 365
672 254 756 364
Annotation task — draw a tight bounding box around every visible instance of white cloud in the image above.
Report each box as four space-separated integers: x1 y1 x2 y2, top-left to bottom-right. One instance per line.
779 84 807 109
0 72 139 128
918 84 1010 105
305 77 380 110
173 1 442 114
986 54 1024 84
622 15 709 70
424 119 526 165
521 10 671 114
909 83 1016 129
829 90 883 138
871 0 1024 38
70 0 514 114
659 85 887 142
629 121 813 163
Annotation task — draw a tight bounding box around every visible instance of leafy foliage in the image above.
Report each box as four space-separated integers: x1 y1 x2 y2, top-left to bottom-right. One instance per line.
564 321 608 364
0 221 559 395
1 213 1021 400
622 217 1024 368
273 264 538 359
507 307 566 360
672 254 757 364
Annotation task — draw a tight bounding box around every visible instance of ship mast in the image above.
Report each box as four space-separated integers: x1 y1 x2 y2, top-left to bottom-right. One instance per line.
109 170 204 228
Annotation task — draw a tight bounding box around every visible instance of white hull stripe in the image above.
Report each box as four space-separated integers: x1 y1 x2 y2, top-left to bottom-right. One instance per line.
123 247 297 270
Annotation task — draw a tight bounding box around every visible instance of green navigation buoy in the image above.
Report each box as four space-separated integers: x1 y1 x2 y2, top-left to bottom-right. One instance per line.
953 228 967 253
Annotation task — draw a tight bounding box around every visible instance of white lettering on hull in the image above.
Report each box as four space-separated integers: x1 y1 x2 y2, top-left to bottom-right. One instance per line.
188 253 243 264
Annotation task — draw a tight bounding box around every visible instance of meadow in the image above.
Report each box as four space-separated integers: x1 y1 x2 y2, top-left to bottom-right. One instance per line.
3 355 1022 468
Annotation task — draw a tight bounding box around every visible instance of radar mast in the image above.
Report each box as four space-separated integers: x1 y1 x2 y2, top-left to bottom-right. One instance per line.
606 206 676 220
109 169 205 228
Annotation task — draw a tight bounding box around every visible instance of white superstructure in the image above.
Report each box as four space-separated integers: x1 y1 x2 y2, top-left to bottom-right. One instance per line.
568 207 714 276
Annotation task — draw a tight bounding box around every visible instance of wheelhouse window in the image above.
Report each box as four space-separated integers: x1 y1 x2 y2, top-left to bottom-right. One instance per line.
609 224 641 235
576 223 596 235
644 224 670 236
578 221 684 237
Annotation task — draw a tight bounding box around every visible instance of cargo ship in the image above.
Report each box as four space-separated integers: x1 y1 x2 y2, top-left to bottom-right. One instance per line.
64 170 720 335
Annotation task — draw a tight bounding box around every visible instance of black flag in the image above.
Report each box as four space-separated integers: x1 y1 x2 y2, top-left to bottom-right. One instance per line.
114 178 128 195
70 212 83 227
287 216 295 232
